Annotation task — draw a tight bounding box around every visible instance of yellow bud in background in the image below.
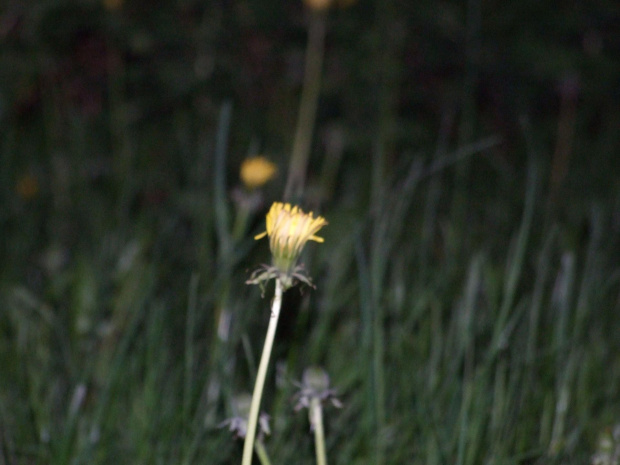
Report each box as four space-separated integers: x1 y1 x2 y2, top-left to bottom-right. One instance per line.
240 156 278 190
103 0 123 11
303 0 333 12
15 174 39 200
303 0 356 12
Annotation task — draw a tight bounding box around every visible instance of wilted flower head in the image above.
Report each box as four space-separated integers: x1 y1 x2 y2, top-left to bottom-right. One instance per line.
592 424 620 465
219 393 271 440
293 366 342 432
240 156 278 190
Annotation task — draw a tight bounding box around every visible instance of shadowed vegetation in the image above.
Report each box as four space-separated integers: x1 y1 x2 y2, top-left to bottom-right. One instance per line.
1 0 619 464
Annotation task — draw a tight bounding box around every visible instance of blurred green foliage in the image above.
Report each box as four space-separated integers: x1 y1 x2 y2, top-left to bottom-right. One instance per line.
0 0 619 463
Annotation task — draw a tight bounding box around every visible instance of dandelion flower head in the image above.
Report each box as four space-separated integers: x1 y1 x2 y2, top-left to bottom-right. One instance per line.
255 202 327 276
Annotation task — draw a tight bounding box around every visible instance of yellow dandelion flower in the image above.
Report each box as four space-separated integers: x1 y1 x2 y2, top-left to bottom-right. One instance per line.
254 202 327 281
303 0 332 11
303 0 355 12
240 156 278 190
103 0 123 11
16 174 39 200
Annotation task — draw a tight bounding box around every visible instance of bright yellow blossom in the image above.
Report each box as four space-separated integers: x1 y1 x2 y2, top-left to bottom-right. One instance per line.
253 202 327 288
240 156 278 190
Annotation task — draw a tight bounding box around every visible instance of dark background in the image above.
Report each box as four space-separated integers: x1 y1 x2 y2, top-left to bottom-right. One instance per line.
1 1 619 464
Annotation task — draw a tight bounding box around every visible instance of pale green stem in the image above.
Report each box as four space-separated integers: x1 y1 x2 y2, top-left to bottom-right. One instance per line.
311 397 327 465
241 279 284 465
284 12 326 202
254 440 272 465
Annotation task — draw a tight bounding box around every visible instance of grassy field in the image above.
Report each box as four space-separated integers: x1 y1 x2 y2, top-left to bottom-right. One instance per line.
1 1 619 464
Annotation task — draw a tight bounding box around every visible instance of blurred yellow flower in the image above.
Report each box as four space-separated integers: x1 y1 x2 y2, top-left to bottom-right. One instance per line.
303 0 357 11
255 202 327 277
240 156 278 190
303 0 332 11
16 174 39 200
103 0 123 11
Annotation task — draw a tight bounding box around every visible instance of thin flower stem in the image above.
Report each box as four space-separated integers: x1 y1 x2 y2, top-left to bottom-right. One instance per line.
232 204 251 242
311 397 327 465
241 279 284 465
254 440 272 465
284 12 326 202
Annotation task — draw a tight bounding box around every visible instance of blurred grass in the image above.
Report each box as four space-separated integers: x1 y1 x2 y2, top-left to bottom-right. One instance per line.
1 0 620 464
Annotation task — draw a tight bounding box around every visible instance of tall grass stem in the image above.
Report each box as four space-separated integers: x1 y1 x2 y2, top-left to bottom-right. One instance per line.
184 274 200 424
284 13 326 202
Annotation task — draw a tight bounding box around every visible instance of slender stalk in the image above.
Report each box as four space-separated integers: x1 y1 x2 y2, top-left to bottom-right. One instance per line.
284 12 326 202
254 440 272 465
311 397 327 465
241 280 284 465
183 274 200 424
232 205 251 242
